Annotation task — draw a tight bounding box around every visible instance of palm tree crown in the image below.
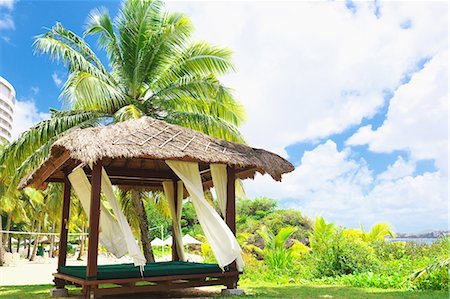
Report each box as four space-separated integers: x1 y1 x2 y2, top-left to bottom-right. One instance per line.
1 0 245 188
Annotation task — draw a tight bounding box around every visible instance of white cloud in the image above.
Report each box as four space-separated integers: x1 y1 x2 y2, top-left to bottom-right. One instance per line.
347 51 449 173
52 72 63 87
0 13 13 30
244 140 447 232
31 86 40 96
376 157 415 182
0 0 14 32
0 0 14 10
164 1 449 232
167 1 448 156
11 100 50 140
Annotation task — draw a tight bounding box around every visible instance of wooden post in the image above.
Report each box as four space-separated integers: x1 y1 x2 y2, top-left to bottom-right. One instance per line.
86 161 102 281
54 176 71 289
57 176 71 271
172 180 179 261
226 166 236 235
225 165 239 289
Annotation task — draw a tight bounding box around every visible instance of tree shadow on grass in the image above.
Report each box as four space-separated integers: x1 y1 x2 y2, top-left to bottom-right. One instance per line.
241 285 449 299
0 284 448 299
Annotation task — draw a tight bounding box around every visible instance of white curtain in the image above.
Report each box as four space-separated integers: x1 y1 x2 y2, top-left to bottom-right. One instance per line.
210 164 227 217
100 169 146 267
68 168 127 258
166 160 243 271
162 181 186 261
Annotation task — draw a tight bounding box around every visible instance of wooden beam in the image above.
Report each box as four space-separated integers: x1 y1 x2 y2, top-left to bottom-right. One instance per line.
172 180 179 261
86 161 102 281
32 151 71 189
53 270 240 286
94 278 226 296
84 166 177 180
57 176 71 271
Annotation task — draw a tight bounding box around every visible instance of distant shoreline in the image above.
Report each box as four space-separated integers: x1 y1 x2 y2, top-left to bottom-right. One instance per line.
388 237 438 244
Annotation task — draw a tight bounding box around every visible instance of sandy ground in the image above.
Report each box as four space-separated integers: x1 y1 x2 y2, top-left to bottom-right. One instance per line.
0 254 137 286
0 251 205 287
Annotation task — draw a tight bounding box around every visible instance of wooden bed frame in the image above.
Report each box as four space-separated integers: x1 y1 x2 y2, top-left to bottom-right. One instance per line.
53 270 240 297
53 163 240 298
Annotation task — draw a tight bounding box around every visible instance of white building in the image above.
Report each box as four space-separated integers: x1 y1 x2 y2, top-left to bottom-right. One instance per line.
0 76 15 142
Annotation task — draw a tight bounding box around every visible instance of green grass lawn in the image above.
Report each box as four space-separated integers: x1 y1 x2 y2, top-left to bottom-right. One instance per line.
0 283 448 299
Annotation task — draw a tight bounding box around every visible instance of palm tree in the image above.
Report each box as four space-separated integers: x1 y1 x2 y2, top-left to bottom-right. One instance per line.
69 196 88 261
23 188 45 261
116 189 170 262
0 0 245 261
44 184 63 257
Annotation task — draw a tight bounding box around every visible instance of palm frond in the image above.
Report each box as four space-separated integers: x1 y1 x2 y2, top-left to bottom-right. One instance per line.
84 7 122 66
116 0 164 96
61 71 127 113
114 104 144 122
156 41 234 88
34 23 112 82
0 110 107 189
274 226 296 248
143 12 193 88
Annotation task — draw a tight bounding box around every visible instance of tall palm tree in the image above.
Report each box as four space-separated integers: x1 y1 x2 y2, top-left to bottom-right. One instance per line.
0 0 245 261
44 184 63 257
23 188 45 261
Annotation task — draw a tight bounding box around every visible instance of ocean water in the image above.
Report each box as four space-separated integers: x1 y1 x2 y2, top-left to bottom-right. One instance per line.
389 238 437 244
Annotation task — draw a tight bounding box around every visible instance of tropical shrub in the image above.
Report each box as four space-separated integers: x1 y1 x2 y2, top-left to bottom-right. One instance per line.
200 243 216 264
310 216 378 277
410 257 450 290
313 229 378 277
262 209 313 241
258 226 296 270
372 241 407 260
360 223 395 242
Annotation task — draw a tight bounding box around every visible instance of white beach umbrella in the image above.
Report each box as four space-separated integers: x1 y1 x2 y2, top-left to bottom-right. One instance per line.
151 237 165 246
163 236 173 246
182 234 202 245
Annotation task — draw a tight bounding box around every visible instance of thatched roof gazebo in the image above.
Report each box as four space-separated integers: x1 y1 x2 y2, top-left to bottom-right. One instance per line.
20 117 293 298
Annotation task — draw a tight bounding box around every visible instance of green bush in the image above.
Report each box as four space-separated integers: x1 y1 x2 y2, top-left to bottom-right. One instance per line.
262 209 313 241
372 241 407 260
312 230 378 277
413 266 449 290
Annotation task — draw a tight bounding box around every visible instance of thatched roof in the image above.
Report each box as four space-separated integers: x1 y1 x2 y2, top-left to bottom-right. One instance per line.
19 117 294 190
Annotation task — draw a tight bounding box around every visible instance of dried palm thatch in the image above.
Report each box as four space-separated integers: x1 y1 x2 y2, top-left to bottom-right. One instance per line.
19 117 294 190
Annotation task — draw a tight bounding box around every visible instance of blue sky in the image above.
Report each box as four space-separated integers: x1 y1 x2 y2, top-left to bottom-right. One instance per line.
0 0 448 233
0 1 121 113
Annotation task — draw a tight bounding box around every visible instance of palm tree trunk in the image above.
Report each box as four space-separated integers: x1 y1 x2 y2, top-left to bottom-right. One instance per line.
77 223 85 260
27 220 35 259
30 219 41 261
5 212 12 252
0 213 4 266
49 222 55 258
131 190 154 262
16 238 20 253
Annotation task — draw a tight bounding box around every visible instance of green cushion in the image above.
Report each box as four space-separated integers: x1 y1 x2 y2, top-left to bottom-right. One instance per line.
59 261 223 280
